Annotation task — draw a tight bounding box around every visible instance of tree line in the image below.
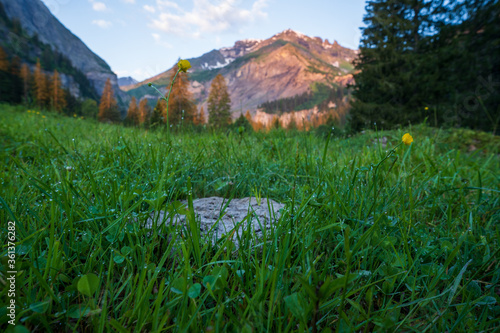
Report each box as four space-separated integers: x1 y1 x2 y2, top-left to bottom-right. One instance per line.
98 68 241 131
0 47 72 113
258 84 350 114
351 0 499 133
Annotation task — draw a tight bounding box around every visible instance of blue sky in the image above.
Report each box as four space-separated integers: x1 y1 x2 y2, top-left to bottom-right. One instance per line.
41 0 368 81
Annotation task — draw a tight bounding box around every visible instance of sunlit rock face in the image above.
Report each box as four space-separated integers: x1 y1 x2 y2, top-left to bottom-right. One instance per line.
142 197 285 250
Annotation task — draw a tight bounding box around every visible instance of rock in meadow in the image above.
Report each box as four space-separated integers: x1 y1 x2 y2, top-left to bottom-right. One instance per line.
143 197 285 249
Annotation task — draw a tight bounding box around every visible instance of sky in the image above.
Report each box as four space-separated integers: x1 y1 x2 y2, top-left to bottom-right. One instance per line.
40 0 369 82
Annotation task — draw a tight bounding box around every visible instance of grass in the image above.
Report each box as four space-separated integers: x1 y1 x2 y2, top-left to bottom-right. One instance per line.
1 104 499 332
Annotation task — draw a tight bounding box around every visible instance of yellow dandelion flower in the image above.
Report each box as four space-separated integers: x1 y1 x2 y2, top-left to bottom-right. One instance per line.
425 107 429 110
177 59 191 72
36 112 40 114
402 133 413 145
42 116 46 118
73 114 77 117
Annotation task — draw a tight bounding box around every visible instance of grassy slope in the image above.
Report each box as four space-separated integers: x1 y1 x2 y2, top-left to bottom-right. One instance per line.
1 105 499 332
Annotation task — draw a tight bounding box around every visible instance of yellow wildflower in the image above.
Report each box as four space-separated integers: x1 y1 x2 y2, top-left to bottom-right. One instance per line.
42 116 46 118
36 112 40 114
425 107 429 110
402 133 413 145
177 59 191 72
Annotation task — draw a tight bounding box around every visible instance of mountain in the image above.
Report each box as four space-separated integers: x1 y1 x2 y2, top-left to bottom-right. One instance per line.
118 76 138 87
0 0 129 109
125 29 357 125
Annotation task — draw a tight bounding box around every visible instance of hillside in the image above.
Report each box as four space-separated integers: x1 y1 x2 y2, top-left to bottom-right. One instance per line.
125 29 358 124
0 0 129 108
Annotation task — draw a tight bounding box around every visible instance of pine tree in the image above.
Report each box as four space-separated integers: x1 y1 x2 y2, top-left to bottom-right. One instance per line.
433 0 500 132
34 59 49 108
126 96 140 125
208 74 232 129
138 98 151 125
98 78 121 122
151 98 166 127
50 70 66 112
81 99 99 119
166 70 195 126
350 0 432 130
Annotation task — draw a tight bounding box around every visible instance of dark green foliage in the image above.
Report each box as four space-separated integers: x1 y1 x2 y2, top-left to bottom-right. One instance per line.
351 0 500 133
433 0 500 133
315 115 344 139
231 113 253 132
0 69 22 104
81 98 98 119
150 99 165 128
63 89 81 116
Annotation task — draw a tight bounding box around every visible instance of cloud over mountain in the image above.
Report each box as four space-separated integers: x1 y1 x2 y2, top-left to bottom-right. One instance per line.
150 0 269 38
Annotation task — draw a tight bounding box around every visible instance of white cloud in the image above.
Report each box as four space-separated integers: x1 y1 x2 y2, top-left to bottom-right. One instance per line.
92 1 107 12
144 5 156 13
156 0 181 11
150 0 269 38
122 0 135 3
92 19 112 28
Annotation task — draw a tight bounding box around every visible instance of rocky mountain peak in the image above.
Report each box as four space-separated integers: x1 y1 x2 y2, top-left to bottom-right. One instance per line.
124 29 358 126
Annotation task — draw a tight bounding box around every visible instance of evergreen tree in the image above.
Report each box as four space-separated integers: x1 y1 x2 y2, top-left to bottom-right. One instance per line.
233 113 253 132
208 74 232 129
166 70 195 126
271 116 282 130
350 0 432 130
34 59 49 108
434 0 500 132
50 70 66 112
151 98 166 128
126 96 140 125
64 89 82 116
138 98 151 125
351 0 499 132
81 99 98 119
98 78 121 122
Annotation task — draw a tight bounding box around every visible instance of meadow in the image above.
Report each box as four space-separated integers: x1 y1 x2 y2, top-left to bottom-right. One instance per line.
1 104 499 332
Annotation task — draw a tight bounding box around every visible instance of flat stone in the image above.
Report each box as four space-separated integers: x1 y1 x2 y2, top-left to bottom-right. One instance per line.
144 197 285 249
